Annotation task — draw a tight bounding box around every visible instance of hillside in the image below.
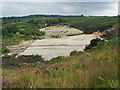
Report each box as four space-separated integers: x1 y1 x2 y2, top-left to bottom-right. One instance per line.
1 15 119 88
2 23 119 88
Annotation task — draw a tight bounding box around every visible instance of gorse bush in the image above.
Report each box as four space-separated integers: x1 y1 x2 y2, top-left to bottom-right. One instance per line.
85 38 105 50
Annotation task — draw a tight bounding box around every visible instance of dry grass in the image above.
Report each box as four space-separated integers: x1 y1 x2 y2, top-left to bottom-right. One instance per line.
2 47 119 88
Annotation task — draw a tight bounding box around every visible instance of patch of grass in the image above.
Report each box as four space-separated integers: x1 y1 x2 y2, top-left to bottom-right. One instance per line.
44 56 64 65
51 35 61 38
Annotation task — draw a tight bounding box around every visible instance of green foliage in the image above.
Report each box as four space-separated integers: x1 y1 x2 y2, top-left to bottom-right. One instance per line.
85 38 105 50
44 56 64 65
97 76 118 88
19 28 45 36
24 35 33 40
11 61 21 67
2 47 10 53
51 35 61 38
70 50 78 56
2 24 19 37
69 17 117 34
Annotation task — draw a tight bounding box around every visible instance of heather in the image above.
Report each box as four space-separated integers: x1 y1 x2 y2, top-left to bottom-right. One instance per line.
1 15 119 88
2 26 119 88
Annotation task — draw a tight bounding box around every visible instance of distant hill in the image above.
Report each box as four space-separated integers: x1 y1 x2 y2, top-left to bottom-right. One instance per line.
2 14 85 19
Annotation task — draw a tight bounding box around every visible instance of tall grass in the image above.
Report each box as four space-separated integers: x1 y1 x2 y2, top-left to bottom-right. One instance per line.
2 39 119 88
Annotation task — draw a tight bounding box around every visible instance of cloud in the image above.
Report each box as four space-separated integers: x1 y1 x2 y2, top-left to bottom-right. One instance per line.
119 1 120 15
1 2 118 17
2 0 119 2
85 2 118 16
59 4 76 13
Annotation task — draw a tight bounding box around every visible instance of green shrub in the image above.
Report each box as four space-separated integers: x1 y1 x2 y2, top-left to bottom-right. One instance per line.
19 29 45 36
70 50 78 56
85 38 105 50
2 24 19 36
2 47 10 53
51 35 61 38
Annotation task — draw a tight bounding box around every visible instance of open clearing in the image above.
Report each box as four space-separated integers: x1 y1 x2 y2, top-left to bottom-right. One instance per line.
17 26 99 60
39 26 83 38
7 26 100 60
19 34 99 60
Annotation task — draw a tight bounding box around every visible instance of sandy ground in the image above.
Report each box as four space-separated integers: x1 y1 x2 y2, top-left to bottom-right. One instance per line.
39 26 83 38
7 40 34 55
8 26 100 60
19 34 99 61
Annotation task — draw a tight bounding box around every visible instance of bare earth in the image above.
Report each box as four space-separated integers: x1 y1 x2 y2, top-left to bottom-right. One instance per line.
39 26 83 38
8 26 100 61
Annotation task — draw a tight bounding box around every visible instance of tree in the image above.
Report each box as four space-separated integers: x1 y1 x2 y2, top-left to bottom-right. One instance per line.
81 14 84 17
5 24 19 34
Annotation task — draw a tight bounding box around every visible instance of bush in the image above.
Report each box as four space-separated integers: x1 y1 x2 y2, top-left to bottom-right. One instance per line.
2 54 44 68
51 35 61 38
2 24 19 36
70 50 78 56
19 29 45 36
2 47 10 53
85 38 105 50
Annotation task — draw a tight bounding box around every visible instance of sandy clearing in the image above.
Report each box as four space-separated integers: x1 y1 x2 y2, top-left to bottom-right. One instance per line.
7 26 100 60
39 26 83 38
7 40 34 55
19 34 99 61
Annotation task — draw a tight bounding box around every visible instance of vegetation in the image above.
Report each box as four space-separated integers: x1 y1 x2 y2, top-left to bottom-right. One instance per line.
1 15 119 88
2 55 44 68
2 47 10 54
2 24 19 37
51 35 61 38
69 17 117 34
70 50 78 56
44 56 64 65
2 15 118 47
2 24 119 88
85 38 105 50
19 29 45 36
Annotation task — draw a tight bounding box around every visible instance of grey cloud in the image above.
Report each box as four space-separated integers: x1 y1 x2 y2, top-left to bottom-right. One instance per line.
2 2 118 17
3 0 119 2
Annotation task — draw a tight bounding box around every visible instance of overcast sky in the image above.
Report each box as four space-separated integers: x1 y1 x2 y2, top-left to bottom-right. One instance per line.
2 0 119 2
1 1 119 17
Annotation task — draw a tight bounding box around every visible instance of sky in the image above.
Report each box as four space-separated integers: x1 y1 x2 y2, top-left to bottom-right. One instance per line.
1 0 119 2
1 0 119 17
